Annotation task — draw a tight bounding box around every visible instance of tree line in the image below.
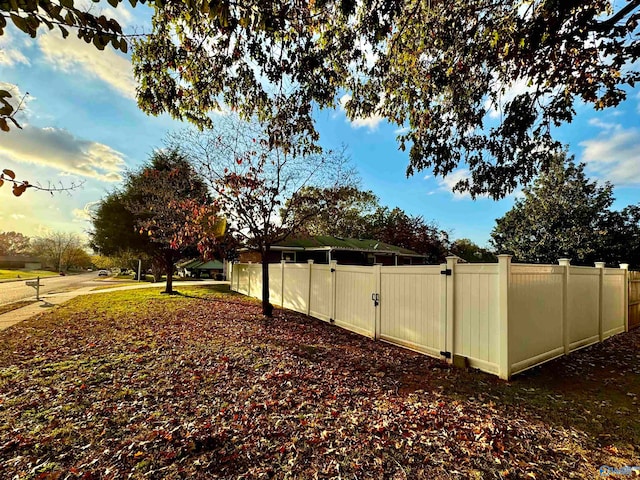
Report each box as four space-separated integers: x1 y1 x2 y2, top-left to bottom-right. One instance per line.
0 231 91 272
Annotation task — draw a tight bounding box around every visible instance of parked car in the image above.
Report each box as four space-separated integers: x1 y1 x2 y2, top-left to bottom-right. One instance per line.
98 270 109 277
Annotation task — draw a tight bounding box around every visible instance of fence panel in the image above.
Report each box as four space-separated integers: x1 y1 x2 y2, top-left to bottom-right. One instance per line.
629 271 640 330
268 264 283 306
379 266 444 357
309 265 333 321
454 264 500 375
334 265 375 337
230 260 628 379
567 267 601 351
247 264 262 300
602 269 626 338
235 264 249 295
509 265 565 375
282 263 311 314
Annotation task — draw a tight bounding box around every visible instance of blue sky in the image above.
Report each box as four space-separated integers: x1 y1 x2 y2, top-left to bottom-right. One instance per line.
1 5 639 249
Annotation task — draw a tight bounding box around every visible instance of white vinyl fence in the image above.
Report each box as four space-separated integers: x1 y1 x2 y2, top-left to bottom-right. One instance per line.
230 256 629 379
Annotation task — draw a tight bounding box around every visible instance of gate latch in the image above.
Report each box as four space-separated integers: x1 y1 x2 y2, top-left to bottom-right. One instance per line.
371 293 380 307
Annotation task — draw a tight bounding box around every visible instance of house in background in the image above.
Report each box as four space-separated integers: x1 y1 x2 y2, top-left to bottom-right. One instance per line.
177 258 226 279
238 236 428 266
0 255 42 270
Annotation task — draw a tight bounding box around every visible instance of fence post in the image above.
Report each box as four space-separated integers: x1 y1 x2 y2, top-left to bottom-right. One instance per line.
307 260 314 316
373 263 382 340
444 256 458 364
330 260 338 323
498 255 512 380
595 262 605 342
558 258 571 355
280 260 286 308
247 261 252 297
620 263 629 332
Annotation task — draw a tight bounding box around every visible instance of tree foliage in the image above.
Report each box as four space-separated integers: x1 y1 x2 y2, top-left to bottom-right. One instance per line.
91 149 224 293
450 238 497 263
133 0 640 198
30 231 86 272
490 153 639 266
0 231 30 256
169 117 355 314
283 186 379 240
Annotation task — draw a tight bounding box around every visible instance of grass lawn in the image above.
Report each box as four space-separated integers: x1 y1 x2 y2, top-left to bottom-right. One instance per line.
0 285 638 479
0 269 58 282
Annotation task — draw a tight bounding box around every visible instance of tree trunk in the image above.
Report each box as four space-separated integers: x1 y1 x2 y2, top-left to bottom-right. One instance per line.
152 257 164 282
261 246 273 317
164 251 175 294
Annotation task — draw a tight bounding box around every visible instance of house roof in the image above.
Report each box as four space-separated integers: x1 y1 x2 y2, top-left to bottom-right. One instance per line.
272 236 423 257
196 260 224 270
177 259 204 269
177 259 224 270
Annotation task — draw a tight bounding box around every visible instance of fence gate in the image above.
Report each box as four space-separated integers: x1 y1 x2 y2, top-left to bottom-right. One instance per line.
630 271 640 330
378 265 447 358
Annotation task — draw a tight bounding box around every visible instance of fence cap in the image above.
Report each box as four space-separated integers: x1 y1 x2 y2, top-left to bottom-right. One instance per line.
558 258 571 266
620 263 629 270
594 262 606 268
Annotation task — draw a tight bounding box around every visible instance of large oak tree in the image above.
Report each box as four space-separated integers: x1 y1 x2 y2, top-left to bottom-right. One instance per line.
133 0 640 198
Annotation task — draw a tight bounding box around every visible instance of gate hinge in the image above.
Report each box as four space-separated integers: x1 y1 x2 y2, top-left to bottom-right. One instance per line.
330 268 336 273
329 318 335 324
440 351 452 359
440 268 452 276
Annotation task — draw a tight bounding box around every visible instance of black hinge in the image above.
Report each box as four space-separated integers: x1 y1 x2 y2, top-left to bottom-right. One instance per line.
330 268 336 273
440 269 452 276
329 318 335 324
440 351 451 358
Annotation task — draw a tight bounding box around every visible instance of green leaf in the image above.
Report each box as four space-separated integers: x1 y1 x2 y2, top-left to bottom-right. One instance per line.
107 0 118 7
60 0 74 9
10 14 32 35
93 34 106 50
59 25 69 38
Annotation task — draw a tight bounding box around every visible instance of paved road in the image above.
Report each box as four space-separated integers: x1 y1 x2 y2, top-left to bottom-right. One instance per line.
0 272 107 306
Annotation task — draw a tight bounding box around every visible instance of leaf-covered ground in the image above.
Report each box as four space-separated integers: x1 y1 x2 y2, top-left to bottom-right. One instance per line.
0 285 638 479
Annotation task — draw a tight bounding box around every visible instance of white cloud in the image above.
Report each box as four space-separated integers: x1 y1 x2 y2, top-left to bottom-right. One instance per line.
423 174 431 180
580 123 640 184
0 125 126 182
394 126 410 135
37 30 135 99
436 168 473 199
10 214 26 220
339 94 385 131
588 118 617 131
0 30 30 67
72 201 100 221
